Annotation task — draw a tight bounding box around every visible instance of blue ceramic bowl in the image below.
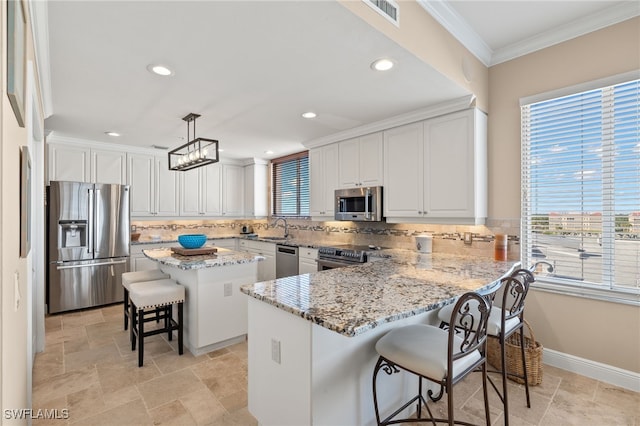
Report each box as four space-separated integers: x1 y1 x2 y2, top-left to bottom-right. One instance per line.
178 234 207 249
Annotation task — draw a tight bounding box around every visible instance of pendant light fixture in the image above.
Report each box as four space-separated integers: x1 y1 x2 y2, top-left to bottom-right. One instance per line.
168 113 219 171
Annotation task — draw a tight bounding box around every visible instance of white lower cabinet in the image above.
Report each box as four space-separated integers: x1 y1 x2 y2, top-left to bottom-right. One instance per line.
130 243 166 272
238 240 276 281
298 247 318 274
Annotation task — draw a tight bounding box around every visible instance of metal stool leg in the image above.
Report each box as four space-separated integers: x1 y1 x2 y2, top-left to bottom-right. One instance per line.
124 287 129 330
138 309 145 367
178 302 184 355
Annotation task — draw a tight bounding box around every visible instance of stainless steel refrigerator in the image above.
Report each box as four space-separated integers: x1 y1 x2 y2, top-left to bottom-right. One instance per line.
47 181 130 313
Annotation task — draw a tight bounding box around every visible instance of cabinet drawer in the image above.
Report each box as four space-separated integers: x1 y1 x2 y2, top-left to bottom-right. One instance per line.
299 247 318 260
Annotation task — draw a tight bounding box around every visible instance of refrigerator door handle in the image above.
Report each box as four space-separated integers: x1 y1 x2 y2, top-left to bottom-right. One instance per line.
88 188 94 255
55 259 128 270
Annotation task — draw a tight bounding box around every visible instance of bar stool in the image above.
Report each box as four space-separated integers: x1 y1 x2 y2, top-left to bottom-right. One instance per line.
372 290 496 426
128 278 185 367
122 270 170 330
438 270 535 425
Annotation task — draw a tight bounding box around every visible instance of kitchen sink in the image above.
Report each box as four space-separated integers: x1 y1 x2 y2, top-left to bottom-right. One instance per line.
261 236 288 241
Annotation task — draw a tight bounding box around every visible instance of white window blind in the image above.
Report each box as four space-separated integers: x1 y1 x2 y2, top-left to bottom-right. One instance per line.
271 152 309 217
521 78 640 300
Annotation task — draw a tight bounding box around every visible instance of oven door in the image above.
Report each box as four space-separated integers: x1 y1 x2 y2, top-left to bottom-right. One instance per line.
317 258 358 271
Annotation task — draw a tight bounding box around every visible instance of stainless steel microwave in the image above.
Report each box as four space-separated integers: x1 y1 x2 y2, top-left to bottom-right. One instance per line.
334 186 383 221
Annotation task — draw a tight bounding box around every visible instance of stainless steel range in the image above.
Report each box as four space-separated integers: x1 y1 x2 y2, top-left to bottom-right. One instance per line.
317 245 376 271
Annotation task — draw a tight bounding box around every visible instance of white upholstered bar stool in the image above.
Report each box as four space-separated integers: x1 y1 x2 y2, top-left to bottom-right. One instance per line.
438 270 535 425
372 290 496 426
122 270 170 330
128 278 185 367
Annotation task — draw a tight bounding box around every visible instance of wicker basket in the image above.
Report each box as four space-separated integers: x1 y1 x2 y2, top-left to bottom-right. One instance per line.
486 319 543 385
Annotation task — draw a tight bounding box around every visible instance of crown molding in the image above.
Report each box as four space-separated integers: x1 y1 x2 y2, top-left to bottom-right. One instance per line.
417 0 493 67
29 0 53 118
303 94 476 149
491 2 640 66
418 0 640 68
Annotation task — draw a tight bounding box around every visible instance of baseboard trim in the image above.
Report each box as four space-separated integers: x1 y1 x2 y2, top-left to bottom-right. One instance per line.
543 348 640 392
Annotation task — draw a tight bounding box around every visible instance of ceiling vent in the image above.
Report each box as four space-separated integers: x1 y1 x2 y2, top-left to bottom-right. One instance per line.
363 0 399 26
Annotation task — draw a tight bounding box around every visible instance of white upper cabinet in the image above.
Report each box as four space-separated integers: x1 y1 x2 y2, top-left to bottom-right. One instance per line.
309 144 338 218
222 164 245 217
49 142 126 184
202 162 222 216
384 109 487 225
127 153 179 217
48 143 90 183
180 162 222 216
155 155 180 216
244 161 268 218
338 132 383 188
180 162 243 217
383 122 424 218
128 153 155 216
91 149 127 184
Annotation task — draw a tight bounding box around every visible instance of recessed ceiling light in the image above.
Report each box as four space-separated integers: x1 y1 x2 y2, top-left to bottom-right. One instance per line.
218 148 225 152
371 58 395 71
264 150 274 155
147 64 174 76
301 112 317 119
105 131 121 137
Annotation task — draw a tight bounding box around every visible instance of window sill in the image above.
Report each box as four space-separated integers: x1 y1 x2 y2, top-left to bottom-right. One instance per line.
532 278 640 307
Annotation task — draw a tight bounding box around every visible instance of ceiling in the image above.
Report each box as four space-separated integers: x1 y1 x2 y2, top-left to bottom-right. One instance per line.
42 1 637 161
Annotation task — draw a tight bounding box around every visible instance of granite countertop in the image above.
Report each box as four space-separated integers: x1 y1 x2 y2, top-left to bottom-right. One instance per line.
241 250 518 337
132 236 390 256
142 247 264 270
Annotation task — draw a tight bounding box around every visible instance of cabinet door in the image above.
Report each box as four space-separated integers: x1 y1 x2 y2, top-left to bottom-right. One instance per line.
155 156 180 216
180 168 202 216
132 256 160 272
338 138 360 188
309 148 325 216
244 163 268 218
48 143 90 183
383 122 424 218
222 164 244 217
202 163 222 216
127 153 154 217
358 132 383 187
424 109 482 219
322 145 339 216
92 149 126 184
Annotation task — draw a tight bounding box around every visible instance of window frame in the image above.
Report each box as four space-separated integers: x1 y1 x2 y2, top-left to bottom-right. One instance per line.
270 151 310 219
520 71 640 306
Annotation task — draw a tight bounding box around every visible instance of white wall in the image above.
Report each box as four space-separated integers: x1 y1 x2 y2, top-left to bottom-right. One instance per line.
1 0 45 421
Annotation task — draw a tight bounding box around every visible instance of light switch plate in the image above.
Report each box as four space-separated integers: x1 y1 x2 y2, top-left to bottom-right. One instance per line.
271 338 281 364
224 283 232 297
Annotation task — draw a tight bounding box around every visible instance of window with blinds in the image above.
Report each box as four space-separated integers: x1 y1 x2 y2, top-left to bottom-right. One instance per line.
521 77 640 301
271 152 309 217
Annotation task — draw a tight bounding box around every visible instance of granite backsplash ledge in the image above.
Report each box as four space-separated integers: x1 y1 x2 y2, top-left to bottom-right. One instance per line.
131 218 521 260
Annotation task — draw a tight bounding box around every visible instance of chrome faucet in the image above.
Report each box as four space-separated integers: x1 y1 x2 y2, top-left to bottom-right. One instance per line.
272 217 289 238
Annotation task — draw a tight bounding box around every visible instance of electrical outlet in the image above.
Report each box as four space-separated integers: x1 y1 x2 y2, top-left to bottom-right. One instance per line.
271 338 281 364
131 225 137 232
224 283 232 297
464 232 473 245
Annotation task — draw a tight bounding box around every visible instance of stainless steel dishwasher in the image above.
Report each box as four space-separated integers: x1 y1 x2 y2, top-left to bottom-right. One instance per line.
276 245 299 278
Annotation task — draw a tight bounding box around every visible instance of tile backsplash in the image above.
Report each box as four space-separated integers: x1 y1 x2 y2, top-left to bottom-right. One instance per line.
131 218 521 260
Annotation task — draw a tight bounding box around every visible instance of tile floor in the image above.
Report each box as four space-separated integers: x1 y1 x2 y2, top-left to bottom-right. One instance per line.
33 304 639 425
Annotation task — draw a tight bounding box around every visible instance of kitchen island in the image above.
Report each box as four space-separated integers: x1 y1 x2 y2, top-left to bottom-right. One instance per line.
143 247 263 356
241 250 518 426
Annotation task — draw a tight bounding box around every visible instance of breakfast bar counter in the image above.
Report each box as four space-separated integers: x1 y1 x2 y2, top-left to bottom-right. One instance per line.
143 247 263 356
241 251 518 426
